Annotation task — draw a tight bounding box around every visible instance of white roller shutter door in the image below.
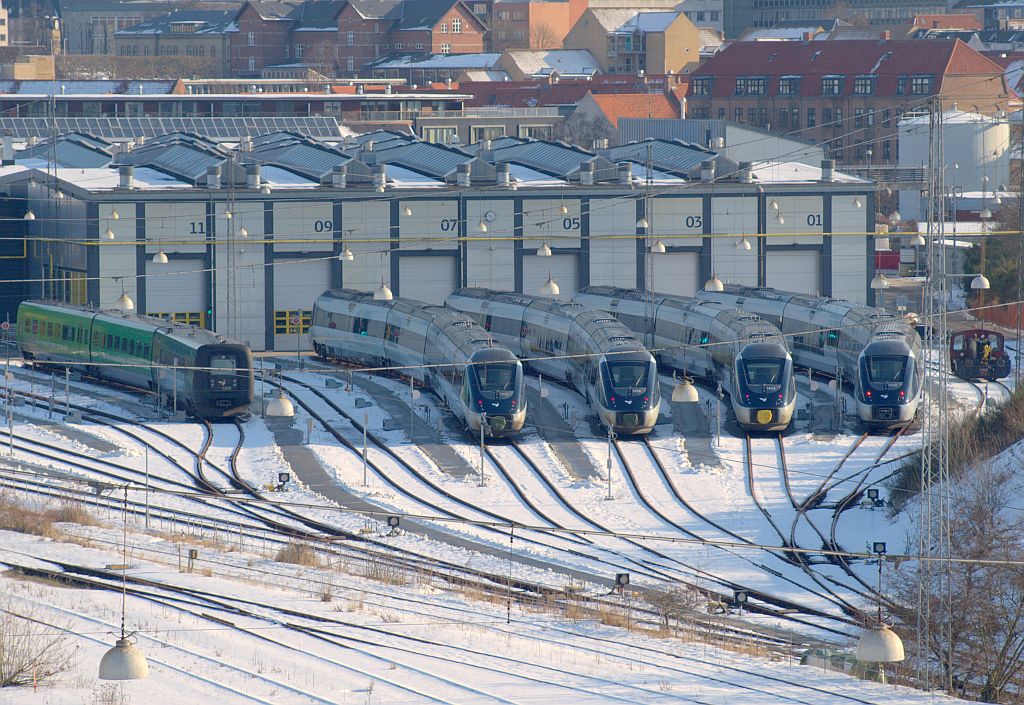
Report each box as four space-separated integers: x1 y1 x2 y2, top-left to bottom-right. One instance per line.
523 254 578 297
273 258 331 351
399 255 457 304
651 253 700 296
767 250 821 296
145 259 204 318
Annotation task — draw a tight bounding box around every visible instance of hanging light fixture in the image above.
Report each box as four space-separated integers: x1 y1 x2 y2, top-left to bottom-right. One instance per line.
373 279 393 300
775 213 785 225
339 246 354 261
224 209 233 220
888 210 901 224
671 372 699 402
239 226 249 238
477 220 488 233
261 184 272 195
994 194 1002 205
736 237 752 251
536 242 552 257
265 387 294 417
980 207 993 220
650 239 666 253
768 199 779 211
870 273 890 290
403 205 413 216
152 250 168 264
560 203 569 215
98 488 149 681
114 277 134 310
110 208 120 220
105 228 116 240
910 232 926 247
23 209 35 220
853 196 863 208
540 273 560 297
636 215 649 229
971 273 991 290
704 274 724 292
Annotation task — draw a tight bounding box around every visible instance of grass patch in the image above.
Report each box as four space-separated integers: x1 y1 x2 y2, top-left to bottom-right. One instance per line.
274 540 320 567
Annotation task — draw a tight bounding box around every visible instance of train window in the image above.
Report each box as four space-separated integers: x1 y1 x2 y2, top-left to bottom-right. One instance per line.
46 322 53 338
607 361 649 392
208 354 239 391
866 356 906 383
352 317 369 336
385 323 400 343
483 314 492 331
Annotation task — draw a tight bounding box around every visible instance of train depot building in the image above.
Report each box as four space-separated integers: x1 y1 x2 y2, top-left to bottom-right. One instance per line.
0 130 876 351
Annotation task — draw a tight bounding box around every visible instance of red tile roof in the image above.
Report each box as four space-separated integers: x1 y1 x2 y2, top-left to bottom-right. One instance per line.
689 39 1006 99
584 92 680 128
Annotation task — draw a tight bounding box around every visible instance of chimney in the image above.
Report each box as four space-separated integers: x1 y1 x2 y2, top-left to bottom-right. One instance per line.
245 163 261 189
738 161 753 183
372 164 386 190
240 135 253 152
331 164 347 188
456 162 471 187
2 135 13 165
617 162 633 184
701 159 715 182
579 161 594 186
118 164 135 190
496 162 510 187
881 30 891 40
206 165 222 189
385 84 392 94
820 159 835 182
592 137 609 151
27 136 38 147
137 135 145 146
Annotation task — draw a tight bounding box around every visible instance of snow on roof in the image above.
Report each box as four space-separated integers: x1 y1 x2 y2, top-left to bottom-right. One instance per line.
384 164 445 187
503 50 601 77
750 160 868 183
367 52 502 69
507 163 565 186
260 165 318 188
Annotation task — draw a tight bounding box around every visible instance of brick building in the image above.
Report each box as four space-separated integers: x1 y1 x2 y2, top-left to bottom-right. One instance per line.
229 1 298 76
563 8 701 75
685 39 1013 165
490 0 588 51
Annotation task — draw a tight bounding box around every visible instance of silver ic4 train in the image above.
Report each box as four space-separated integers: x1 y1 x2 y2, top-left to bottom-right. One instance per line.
446 288 661 435
310 289 526 437
698 285 922 429
573 286 796 432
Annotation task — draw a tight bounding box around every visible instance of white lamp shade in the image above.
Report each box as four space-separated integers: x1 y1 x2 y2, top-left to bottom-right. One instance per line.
704 274 724 292
339 246 354 261
853 196 863 208
373 281 393 300
736 237 752 251
650 239 666 253
768 199 779 210
478 220 488 233
910 233 926 247
265 390 294 417
870 274 890 290
672 379 699 402
23 210 35 220
889 210 901 223
239 227 249 238
971 274 991 290
99 638 149 680
636 216 649 229
857 625 905 663
776 214 785 225
979 208 992 220
116 292 135 310
110 209 120 220
540 275 560 297
560 204 569 215
105 229 116 240
403 205 413 216
152 250 168 264
261 184 272 194
536 243 552 257
224 210 233 220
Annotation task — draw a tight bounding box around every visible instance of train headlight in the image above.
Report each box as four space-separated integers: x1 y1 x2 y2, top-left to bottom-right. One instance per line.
756 410 773 425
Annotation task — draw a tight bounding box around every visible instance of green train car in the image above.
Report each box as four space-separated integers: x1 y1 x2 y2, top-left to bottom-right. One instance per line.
17 301 253 419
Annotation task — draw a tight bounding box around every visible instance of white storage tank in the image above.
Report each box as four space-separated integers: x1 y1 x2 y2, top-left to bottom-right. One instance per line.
897 108 1010 221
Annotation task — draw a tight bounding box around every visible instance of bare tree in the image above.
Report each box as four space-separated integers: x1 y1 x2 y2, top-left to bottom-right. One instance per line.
0 598 75 687
553 112 613 149
530 23 561 50
889 464 1024 702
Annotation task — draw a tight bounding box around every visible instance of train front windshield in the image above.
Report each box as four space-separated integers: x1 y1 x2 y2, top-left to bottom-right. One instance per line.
607 361 650 394
737 357 791 407
865 356 906 384
472 363 518 399
209 354 243 391
743 359 784 388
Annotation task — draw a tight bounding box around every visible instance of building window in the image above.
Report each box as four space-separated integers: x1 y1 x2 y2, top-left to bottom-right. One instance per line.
882 108 891 127
807 107 816 127
734 76 766 96
395 42 403 49
717 107 726 119
854 107 865 127
853 76 875 95
440 43 450 53
834 107 842 125
830 139 843 160
734 107 742 122
910 75 932 95
153 311 204 328
778 109 788 128
690 107 710 119
416 42 423 49
512 10 526 20
896 75 907 95
295 43 303 58
347 31 354 46
821 75 842 95
822 107 832 125
452 17 461 33
274 310 311 335
882 140 891 161
441 22 448 32
790 107 799 129
778 76 800 95
247 31 255 46
347 57 355 72
759 107 768 126
691 77 712 96
248 56 256 71
854 141 864 160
